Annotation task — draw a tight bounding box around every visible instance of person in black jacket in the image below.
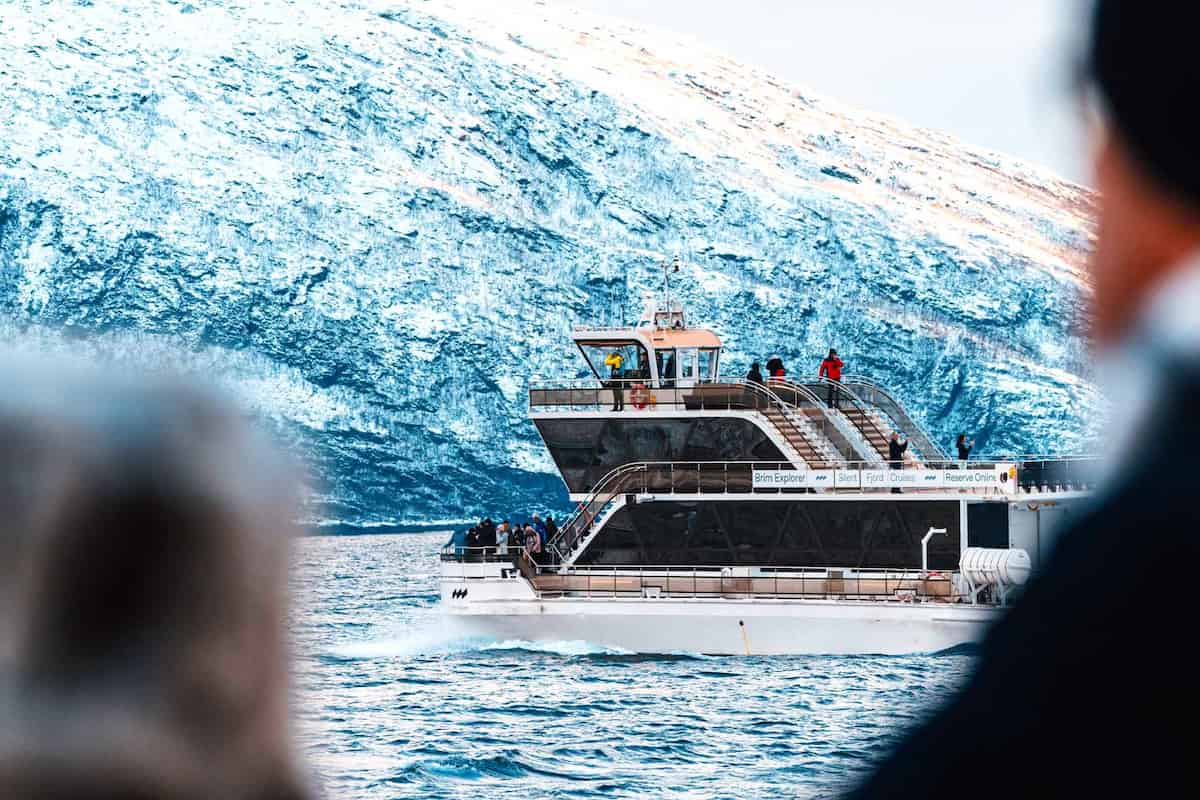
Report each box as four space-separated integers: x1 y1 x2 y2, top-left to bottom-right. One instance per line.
886 432 907 493
848 3 1200 797
955 433 975 464
744 362 765 408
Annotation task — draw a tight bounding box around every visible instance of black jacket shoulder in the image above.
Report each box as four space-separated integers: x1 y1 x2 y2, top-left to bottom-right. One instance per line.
847 368 1200 799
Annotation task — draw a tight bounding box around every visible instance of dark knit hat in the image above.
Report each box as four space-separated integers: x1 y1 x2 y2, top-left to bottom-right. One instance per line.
1088 1 1200 206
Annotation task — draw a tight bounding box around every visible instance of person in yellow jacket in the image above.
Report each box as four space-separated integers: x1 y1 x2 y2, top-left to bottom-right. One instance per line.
603 351 625 411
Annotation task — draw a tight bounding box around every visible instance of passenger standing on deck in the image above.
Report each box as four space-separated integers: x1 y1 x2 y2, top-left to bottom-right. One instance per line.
819 348 845 408
887 432 908 494
765 355 786 379
495 521 510 556
532 513 548 548
479 518 497 555
604 350 625 411
545 515 559 545
745 361 765 408
449 527 468 557
956 434 976 467
850 3 1200 796
523 523 541 561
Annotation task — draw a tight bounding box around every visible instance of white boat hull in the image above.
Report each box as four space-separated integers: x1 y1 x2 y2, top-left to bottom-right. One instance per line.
446 597 998 656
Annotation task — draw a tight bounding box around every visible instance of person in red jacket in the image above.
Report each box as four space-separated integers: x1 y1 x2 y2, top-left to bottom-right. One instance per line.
818 348 844 408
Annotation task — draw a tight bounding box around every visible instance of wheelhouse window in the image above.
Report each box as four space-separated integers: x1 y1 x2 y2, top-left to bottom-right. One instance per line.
655 349 678 387
698 349 719 382
578 341 650 381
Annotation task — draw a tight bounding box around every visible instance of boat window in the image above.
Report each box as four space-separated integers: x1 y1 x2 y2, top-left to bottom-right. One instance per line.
679 350 697 381
656 349 677 387
697 349 718 382
578 342 650 381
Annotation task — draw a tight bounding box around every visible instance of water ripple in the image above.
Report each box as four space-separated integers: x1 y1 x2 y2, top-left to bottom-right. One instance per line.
291 533 973 799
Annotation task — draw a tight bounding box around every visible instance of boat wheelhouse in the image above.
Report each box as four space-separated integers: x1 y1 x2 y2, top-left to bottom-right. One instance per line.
441 293 1096 655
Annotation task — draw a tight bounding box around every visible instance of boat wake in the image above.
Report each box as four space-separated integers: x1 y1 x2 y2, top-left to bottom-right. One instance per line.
325 620 714 662
480 638 633 657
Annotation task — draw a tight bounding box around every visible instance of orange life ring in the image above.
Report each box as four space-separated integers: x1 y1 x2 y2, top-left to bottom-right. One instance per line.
630 383 649 410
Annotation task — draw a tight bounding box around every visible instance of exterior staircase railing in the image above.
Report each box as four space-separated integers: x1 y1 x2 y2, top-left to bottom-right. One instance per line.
547 462 649 563
839 375 950 461
770 378 890 464
761 378 865 464
732 379 832 467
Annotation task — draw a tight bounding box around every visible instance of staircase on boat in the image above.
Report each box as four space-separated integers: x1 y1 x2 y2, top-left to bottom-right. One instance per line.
776 378 932 467
839 376 949 462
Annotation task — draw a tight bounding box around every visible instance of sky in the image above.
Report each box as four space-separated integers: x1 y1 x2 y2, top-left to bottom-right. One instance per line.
551 0 1091 184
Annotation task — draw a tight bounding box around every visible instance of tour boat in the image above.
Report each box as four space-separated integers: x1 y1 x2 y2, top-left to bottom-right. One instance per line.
439 290 1094 655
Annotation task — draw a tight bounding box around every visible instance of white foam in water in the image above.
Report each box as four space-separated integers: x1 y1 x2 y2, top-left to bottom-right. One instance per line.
327 614 636 660
328 615 487 660
481 639 634 657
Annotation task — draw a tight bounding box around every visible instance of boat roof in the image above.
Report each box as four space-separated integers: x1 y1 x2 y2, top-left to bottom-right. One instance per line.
572 325 722 349
648 328 722 349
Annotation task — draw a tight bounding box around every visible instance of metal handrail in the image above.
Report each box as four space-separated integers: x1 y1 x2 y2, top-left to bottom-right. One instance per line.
734 378 830 464
839 375 950 460
527 377 1096 473
546 462 650 562
761 378 862 463
529 378 838 468
534 456 1096 562
770 377 888 462
440 551 971 603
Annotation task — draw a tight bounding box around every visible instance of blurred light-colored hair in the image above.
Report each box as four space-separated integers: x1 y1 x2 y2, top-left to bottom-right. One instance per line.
0 353 312 799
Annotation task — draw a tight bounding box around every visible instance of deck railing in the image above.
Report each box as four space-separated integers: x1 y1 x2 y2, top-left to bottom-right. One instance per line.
550 458 1096 502
529 378 786 413
529 379 1097 473
440 549 972 603
451 457 1095 567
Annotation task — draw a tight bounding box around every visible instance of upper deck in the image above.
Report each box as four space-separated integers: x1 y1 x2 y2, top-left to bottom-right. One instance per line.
534 294 1095 498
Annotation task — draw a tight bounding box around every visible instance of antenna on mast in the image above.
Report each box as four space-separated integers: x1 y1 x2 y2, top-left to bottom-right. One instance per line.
662 254 680 313
652 253 686 330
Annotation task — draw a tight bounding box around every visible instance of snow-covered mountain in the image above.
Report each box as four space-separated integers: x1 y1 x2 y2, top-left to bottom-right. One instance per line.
0 0 1098 527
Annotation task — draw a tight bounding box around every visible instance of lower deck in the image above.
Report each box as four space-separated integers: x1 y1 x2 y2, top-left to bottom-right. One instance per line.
439 565 1000 655
550 492 1085 572
528 569 955 600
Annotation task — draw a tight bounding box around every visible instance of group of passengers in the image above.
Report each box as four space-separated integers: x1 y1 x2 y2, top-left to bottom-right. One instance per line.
745 348 846 408
458 513 558 562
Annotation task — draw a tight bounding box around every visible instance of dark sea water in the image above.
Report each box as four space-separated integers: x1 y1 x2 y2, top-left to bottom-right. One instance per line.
290 533 974 799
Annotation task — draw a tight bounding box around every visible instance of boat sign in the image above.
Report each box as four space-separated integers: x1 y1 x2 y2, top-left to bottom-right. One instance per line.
752 465 1017 491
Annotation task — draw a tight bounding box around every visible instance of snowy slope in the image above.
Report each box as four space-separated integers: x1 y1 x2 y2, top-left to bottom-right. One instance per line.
0 0 1098 526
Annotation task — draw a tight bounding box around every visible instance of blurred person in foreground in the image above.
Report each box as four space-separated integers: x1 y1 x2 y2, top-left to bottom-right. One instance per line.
0 356 313 799
849 1 1200 797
